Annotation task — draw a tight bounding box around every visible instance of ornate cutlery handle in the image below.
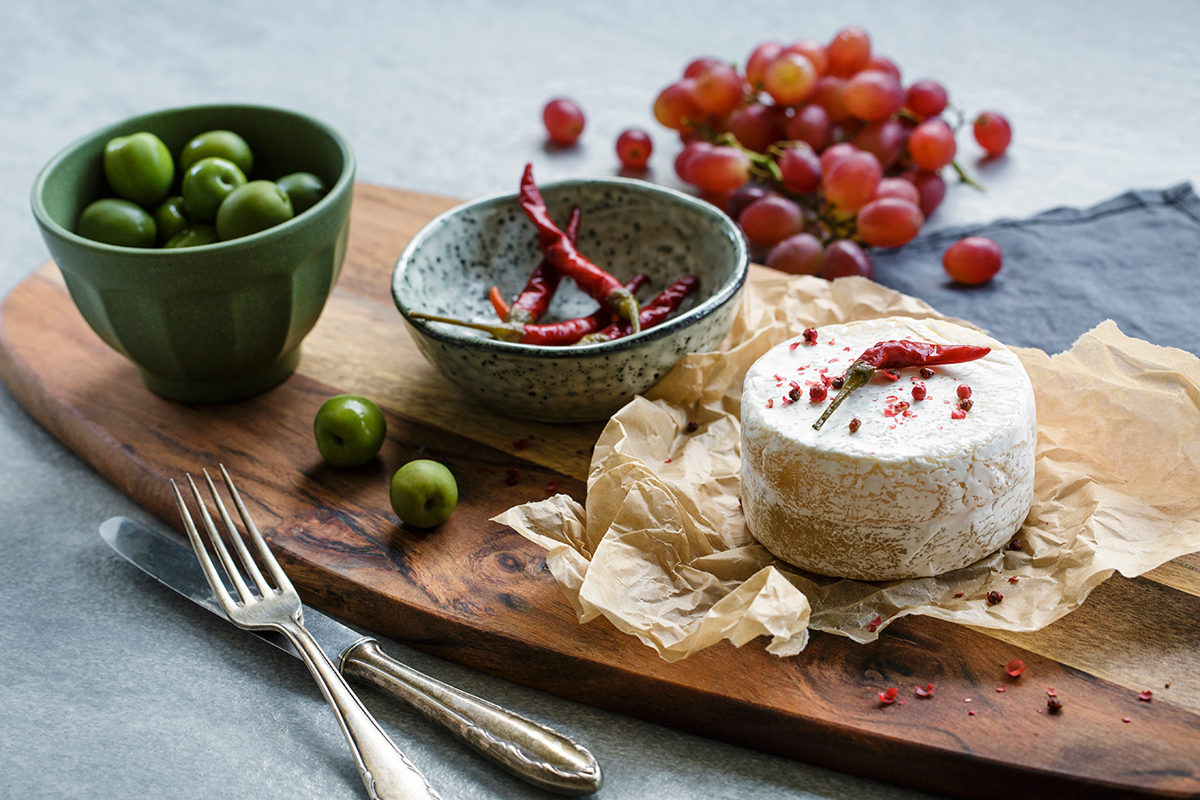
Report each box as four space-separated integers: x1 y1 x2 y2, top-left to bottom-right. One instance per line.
342 639 602 796
285 625 441 800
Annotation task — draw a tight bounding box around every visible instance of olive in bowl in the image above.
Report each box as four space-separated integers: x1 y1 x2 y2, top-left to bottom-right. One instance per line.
392 177 749 422
31 103 355 403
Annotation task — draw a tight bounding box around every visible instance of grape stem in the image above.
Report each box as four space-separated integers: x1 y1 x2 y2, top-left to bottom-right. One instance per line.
950 160 985 192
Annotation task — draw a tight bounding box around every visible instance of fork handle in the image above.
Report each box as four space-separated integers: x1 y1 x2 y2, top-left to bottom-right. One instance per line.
342 639 602 795
282 622 441 800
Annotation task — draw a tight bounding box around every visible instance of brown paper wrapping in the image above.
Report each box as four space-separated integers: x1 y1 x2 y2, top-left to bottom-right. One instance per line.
494 272 1200 662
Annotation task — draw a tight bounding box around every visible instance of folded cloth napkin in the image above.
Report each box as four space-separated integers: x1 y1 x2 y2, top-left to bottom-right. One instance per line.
873 183 1200 356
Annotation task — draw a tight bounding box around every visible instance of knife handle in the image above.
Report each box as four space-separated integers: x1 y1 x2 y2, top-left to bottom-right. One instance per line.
341 639 602 796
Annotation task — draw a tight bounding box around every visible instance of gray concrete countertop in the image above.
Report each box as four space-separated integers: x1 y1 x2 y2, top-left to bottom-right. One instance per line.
2 2 1198 798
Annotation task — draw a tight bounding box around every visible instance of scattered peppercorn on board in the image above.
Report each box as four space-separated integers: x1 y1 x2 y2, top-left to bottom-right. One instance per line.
3 183 1200 799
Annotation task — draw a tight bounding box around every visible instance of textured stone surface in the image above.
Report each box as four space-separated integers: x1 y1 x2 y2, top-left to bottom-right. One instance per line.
1 1 1198 798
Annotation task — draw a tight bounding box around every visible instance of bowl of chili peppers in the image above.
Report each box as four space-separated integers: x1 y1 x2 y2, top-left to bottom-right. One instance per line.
392 165 749 422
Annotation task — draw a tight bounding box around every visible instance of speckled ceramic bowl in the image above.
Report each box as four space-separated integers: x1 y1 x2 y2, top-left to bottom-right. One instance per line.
392 177 748 422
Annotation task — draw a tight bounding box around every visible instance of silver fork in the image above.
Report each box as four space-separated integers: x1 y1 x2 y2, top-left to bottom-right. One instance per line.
173 466 440 800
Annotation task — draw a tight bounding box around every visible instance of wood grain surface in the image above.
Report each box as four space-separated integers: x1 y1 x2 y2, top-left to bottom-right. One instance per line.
3 183 1199 799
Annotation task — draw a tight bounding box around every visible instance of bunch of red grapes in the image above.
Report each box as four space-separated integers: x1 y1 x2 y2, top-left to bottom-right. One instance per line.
652 27 1012 282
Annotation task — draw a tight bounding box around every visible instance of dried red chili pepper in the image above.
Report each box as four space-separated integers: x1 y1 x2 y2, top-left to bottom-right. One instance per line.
488 285 511 319
812 340 991 430
518 164 641 331
413 275 649 347
502 205 582 324
579 275 700 344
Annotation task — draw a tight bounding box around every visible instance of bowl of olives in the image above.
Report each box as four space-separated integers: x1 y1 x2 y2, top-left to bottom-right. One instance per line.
31 103 355 403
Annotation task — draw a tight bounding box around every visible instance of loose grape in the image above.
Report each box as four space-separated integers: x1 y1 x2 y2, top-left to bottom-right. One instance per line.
785 103 831 151
616 128 653 170
873 176 921 206
727 103 787 153
852 119 907 169
908 118 957 171
687 145 750 192
856 198 924 248
745 41 784 88
778 144 822 194
654 81 702 132
842 70 904 122
762 53 818 106
826 26 871 78
943 236 1003 284
821 239 873 280
904 79 948 119
692 62 744 116
738 195 803 246
765 232 823 276
543 97 586 145
822 150 881 213
973 111 1013 157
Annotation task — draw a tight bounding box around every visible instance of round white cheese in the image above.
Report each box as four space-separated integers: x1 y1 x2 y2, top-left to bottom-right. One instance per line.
740 316 1036 581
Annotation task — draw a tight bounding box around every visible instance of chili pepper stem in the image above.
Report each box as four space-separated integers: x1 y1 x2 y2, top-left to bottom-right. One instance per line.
608 288 641 334
409 312 524 343
813 361 876 431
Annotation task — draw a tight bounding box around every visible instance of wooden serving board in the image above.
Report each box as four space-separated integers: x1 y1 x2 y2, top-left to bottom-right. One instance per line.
4 183 1200 799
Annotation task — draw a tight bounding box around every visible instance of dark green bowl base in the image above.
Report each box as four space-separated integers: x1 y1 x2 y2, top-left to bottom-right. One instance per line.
137 347 301 403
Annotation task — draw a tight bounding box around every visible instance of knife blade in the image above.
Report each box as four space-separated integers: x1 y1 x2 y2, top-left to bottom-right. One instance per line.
100 516 602 796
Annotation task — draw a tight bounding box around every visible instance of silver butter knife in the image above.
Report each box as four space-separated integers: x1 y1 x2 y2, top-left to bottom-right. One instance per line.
100 516 602 796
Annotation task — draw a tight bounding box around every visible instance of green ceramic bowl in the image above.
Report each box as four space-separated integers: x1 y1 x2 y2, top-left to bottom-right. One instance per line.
31 104 355 403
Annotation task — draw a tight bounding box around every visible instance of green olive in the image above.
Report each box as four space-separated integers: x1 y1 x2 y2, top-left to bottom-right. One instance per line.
164 224 219 248
179 130 254 175
216 180 294 240
103 132 174 207
276 172 327 215
153 196 189 245
78 198 157 248
181 157 247 222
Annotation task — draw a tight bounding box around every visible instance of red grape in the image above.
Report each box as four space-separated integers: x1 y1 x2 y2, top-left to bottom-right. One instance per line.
674 141 713 183
822 239 873 279
864 54 901 80
973 111 1013 157
943 236 1003 284
688 145 751 192
654 81 702 132
907 118 957 171
810 76 851 122
826 26 871 77
766 232 823 275
778 144 822 194
852 119 907 168
904 170 947 217
856 198 924 248
739 196 803 246
822 150 881 213
728 103 787 152
763 53 818 106
819 141 858 174
785 103 831 150
542 98 585 145
842 70 904 122
745 41 784 88
693 62 744 116
904 79 948 119
727 185 773 220
616 129 653 170
683 56 725 79
783 40 828 76
873 176 921 205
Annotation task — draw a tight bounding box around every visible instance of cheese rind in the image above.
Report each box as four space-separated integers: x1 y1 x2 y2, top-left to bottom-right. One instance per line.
740 317 1036 580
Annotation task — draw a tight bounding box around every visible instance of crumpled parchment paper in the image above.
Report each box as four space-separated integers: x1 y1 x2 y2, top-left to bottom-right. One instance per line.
494 272 1200 662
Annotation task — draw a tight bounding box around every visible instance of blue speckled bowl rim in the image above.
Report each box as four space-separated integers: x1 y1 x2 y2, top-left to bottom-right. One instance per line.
391 177 749 359
30 102 356 256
